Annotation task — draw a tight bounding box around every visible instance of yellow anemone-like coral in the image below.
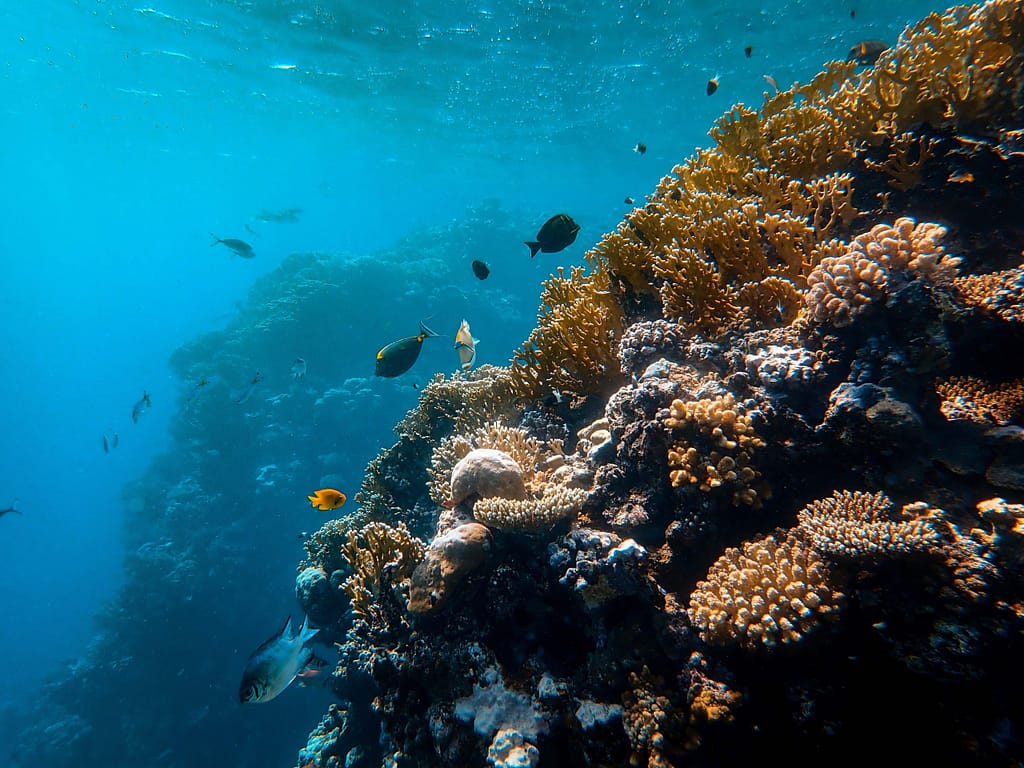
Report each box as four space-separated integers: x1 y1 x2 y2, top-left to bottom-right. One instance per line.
935 375 1024 426
687 532 843 650
664 393 767 508
795 490 941 558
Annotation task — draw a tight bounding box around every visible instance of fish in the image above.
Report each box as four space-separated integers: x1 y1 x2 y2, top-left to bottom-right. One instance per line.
112 432 119 449
0 499 21 519
471 260 490 280
624 196 635 205
103 435 109 454
744 45 752 58
525 213 580 257
236 371 263 404
291 358 307 380
186 376 214 404
210 234 255 258
131 390 151 424
850 8 857 19
707 75 719 96
254 207 302 224
763 74 779 93
239 615 319 704
847 39 888 65
375 320 440 378
308 488 346 511
454 319 479 371
633 142 647 155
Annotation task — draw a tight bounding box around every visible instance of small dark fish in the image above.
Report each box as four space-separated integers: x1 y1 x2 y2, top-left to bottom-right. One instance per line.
847 39 888 65
186 376 214 404
131 390 151 424
103 435 109 454
112 432 119 449
525 214 580 257
0 499 21 519
471 260 490 280
236 371 263 405
375 321 440 378
850 8 857 19
291 358 307 379
624 196 635 205
707 75 719 96
210 234 255 258
239 615 319 704
744 45 752 58
633 143 647 155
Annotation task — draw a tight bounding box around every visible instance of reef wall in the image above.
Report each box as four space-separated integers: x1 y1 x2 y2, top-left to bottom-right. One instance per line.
293 3 1024 767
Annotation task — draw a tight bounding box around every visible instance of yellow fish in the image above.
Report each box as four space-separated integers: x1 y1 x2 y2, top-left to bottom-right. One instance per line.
307 488 346 511
454 319 479 371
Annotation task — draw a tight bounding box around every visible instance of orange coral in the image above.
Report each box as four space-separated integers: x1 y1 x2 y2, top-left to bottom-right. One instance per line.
953 264 1024 322
935 375 1024 425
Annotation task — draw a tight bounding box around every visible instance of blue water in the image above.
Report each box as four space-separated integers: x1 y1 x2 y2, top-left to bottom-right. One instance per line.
0 0 953 764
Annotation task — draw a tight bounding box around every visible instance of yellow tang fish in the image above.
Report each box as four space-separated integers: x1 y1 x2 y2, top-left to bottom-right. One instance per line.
454 319 479 371
307 488 346 511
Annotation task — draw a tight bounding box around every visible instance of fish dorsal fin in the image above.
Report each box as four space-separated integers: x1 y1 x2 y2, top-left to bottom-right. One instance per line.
280 615 293 638
298 614 319 644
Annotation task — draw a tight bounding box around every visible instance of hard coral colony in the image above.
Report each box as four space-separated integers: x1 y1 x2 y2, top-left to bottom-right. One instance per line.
295 3 1024 767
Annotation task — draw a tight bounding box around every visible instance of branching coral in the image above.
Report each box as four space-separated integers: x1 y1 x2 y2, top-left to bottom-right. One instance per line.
663 393 767 508
805 217 960 327
473 485 589 531
795 490 941 558
340 522 426 623
935 375 1024 426
863 132 940 190
953 264 1024 322
687 532 843 649
622 667 688 768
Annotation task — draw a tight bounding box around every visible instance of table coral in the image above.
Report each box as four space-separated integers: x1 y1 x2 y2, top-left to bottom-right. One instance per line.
473 485 588 531
687 532 843 649
795 490 941 558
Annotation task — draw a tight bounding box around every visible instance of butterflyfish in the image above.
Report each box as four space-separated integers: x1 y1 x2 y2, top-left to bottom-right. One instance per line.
307 488 346 511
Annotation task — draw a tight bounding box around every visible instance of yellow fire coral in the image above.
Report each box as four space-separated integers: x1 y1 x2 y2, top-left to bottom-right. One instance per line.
935 375 1024 426
687 532 843 650
804 217 960 327
664 393 767 508
795 490 941 558
340 521 426 623
953 264 1024 322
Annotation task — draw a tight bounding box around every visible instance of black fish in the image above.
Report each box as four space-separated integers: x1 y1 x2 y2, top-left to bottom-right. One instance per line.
707 76 719 96
375 321 440 378
131 390 151 424
0 499 21 519
210 234 255 258
633 143 647 155
525 214 580 257
744 45 752 58
847 39 888 65
471 260 490 280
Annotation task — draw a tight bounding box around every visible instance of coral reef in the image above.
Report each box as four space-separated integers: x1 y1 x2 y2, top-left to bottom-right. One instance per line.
289 4 1024 767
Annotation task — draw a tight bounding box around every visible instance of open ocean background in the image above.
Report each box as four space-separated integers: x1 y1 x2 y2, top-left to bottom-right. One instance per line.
0 0 952 765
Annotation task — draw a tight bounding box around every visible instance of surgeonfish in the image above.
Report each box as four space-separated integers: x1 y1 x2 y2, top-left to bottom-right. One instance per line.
236 371 263 404
239 615 319 704
131 390 151 424
210 234 255 258
374 320 440 378
633 142 647 155
471 260 490 280
291 358 307 380
454 319 479 372
0 499 21 519
847 39 889 65
525 214 580 257
307 488 346 511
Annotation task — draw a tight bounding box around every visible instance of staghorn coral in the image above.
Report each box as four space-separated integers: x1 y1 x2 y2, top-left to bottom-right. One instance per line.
687 532 843 650
795 490 941 558
340 522 426 623
805 217 961 327
935 375 1024 425
863 132 940 190
953 263 1024 322
663 393 767 507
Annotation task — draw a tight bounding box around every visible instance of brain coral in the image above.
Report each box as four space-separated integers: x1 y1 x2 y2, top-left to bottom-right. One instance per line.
687 532 843 649
795 490 941 558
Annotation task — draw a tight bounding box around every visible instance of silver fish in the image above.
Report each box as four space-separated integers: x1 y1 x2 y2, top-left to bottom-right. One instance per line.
454 319 478 371
235 371 263 405
239 614 319 704
131 391 151 424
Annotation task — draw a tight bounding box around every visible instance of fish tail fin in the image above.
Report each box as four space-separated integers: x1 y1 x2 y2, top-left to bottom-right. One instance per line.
298 614 319 644
418 320 441 338
525 241 541 257
210 233 221 246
